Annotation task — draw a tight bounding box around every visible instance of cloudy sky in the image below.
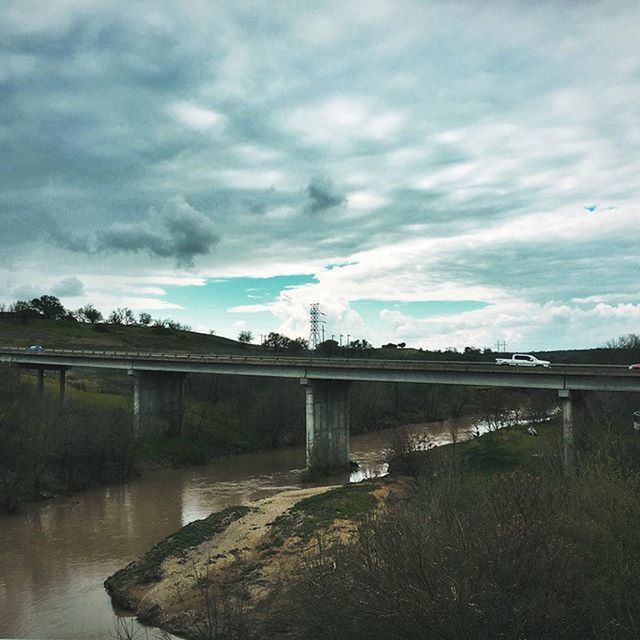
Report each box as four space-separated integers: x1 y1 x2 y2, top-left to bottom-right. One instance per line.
2 0 639 350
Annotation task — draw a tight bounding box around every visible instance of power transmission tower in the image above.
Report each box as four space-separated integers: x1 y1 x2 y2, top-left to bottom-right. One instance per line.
309 303 325 349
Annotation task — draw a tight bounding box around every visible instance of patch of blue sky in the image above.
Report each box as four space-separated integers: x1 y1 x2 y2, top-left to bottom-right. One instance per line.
156 274 316 338
164 274 316 311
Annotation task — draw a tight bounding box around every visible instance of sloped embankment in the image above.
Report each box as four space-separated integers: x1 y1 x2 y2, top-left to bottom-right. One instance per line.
104 480 392 637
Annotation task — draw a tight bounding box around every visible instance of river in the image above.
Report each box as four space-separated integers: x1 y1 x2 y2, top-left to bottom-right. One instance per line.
0 418 475 639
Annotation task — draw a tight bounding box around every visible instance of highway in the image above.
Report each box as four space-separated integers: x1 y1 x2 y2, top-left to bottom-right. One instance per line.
2 347 640 392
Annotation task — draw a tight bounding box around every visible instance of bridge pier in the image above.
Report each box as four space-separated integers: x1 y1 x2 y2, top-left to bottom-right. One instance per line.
302 379 351 471
130 371 186 438
29 366 67 400
559 389 583 470
59 368 66 401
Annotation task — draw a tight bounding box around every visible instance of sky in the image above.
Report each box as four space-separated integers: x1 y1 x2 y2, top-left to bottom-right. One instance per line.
1 0 639 351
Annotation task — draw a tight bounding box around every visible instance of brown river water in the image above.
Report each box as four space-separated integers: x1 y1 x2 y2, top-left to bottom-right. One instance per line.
0 418 476 639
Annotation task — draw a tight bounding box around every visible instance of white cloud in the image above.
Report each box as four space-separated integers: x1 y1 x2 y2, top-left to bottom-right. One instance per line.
347 191 389 211
168 102 226 130
282 96 406 147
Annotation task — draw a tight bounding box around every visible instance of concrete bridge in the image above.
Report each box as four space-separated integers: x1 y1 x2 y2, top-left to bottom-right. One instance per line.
2 347 640 470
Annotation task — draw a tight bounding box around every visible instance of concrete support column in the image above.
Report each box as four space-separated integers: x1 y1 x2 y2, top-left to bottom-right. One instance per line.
59 368 66 402
37 368 45 394
131 370 186 438
302 379 351 471
559 390 574 469
559 389 583 470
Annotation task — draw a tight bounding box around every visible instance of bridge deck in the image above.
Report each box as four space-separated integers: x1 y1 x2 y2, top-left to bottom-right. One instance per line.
2 347 640 392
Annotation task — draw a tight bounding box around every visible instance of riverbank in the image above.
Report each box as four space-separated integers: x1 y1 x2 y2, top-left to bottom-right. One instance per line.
4 419 435 639
105 479 399 637
105 420 562 638
107 414 640 640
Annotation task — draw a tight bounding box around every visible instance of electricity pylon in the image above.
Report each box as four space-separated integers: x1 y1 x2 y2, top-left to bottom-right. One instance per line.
309 303 325 350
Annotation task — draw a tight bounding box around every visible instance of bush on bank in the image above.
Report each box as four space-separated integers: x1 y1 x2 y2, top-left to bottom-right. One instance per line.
271 395 640 640
276 465 640 640
0 367 136 511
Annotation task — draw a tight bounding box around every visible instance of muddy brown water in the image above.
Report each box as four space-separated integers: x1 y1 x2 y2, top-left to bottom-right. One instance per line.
0 418 476 639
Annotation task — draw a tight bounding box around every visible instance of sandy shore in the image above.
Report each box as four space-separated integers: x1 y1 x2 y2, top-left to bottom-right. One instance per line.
106 480 397 637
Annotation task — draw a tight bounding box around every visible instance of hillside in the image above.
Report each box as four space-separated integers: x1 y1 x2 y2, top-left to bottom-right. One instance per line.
2 317 638 366
0 318 259 354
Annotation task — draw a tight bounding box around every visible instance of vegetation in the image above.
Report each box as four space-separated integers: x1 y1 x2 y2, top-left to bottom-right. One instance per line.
276 465 640 640
106 506 252 597
261 331 308 352
0 316 255 353
268 483 380 545
603 332 640 350
4 294 194 332
0 367 136 511
270 392 640 640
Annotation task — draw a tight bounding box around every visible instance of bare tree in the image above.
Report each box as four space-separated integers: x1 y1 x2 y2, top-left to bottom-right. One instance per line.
77 304 103 324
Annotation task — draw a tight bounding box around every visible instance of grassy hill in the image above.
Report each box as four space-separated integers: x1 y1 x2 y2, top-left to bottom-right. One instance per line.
2 317 638 366
0 318 259 354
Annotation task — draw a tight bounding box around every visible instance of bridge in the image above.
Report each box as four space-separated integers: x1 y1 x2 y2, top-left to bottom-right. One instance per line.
2 347 639 470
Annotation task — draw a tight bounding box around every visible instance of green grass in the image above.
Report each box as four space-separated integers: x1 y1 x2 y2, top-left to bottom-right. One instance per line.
106 505 252 593
0 318 258 353
21 371 129 409
268 482 380 545
395 420 563 478
463 421 561 472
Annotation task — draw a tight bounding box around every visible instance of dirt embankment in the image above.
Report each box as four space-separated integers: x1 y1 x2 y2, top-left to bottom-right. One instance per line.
105 479 405 638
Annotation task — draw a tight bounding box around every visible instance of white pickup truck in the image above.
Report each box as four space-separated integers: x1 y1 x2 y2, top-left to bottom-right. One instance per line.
494 353 551 368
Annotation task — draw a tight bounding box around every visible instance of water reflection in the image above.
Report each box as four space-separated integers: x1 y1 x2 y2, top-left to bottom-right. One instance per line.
0 417 474 639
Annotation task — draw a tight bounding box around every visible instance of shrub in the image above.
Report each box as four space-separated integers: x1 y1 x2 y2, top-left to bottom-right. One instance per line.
278 466 640 640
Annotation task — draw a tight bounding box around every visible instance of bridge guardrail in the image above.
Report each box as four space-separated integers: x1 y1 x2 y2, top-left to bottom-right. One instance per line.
0 347 637 377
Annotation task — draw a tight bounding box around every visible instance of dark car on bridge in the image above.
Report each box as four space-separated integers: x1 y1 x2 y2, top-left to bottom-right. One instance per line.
27 345 45 353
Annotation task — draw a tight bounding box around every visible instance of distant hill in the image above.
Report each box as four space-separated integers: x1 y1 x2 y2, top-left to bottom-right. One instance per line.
1 318 638 365
0 318 259 354
536 347 640 366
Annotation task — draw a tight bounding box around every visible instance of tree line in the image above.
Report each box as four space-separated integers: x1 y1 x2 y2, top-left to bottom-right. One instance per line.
2 295 191 331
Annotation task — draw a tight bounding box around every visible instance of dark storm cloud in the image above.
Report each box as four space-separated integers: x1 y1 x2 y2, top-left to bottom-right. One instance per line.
306 177 346 214
98 196 219 268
